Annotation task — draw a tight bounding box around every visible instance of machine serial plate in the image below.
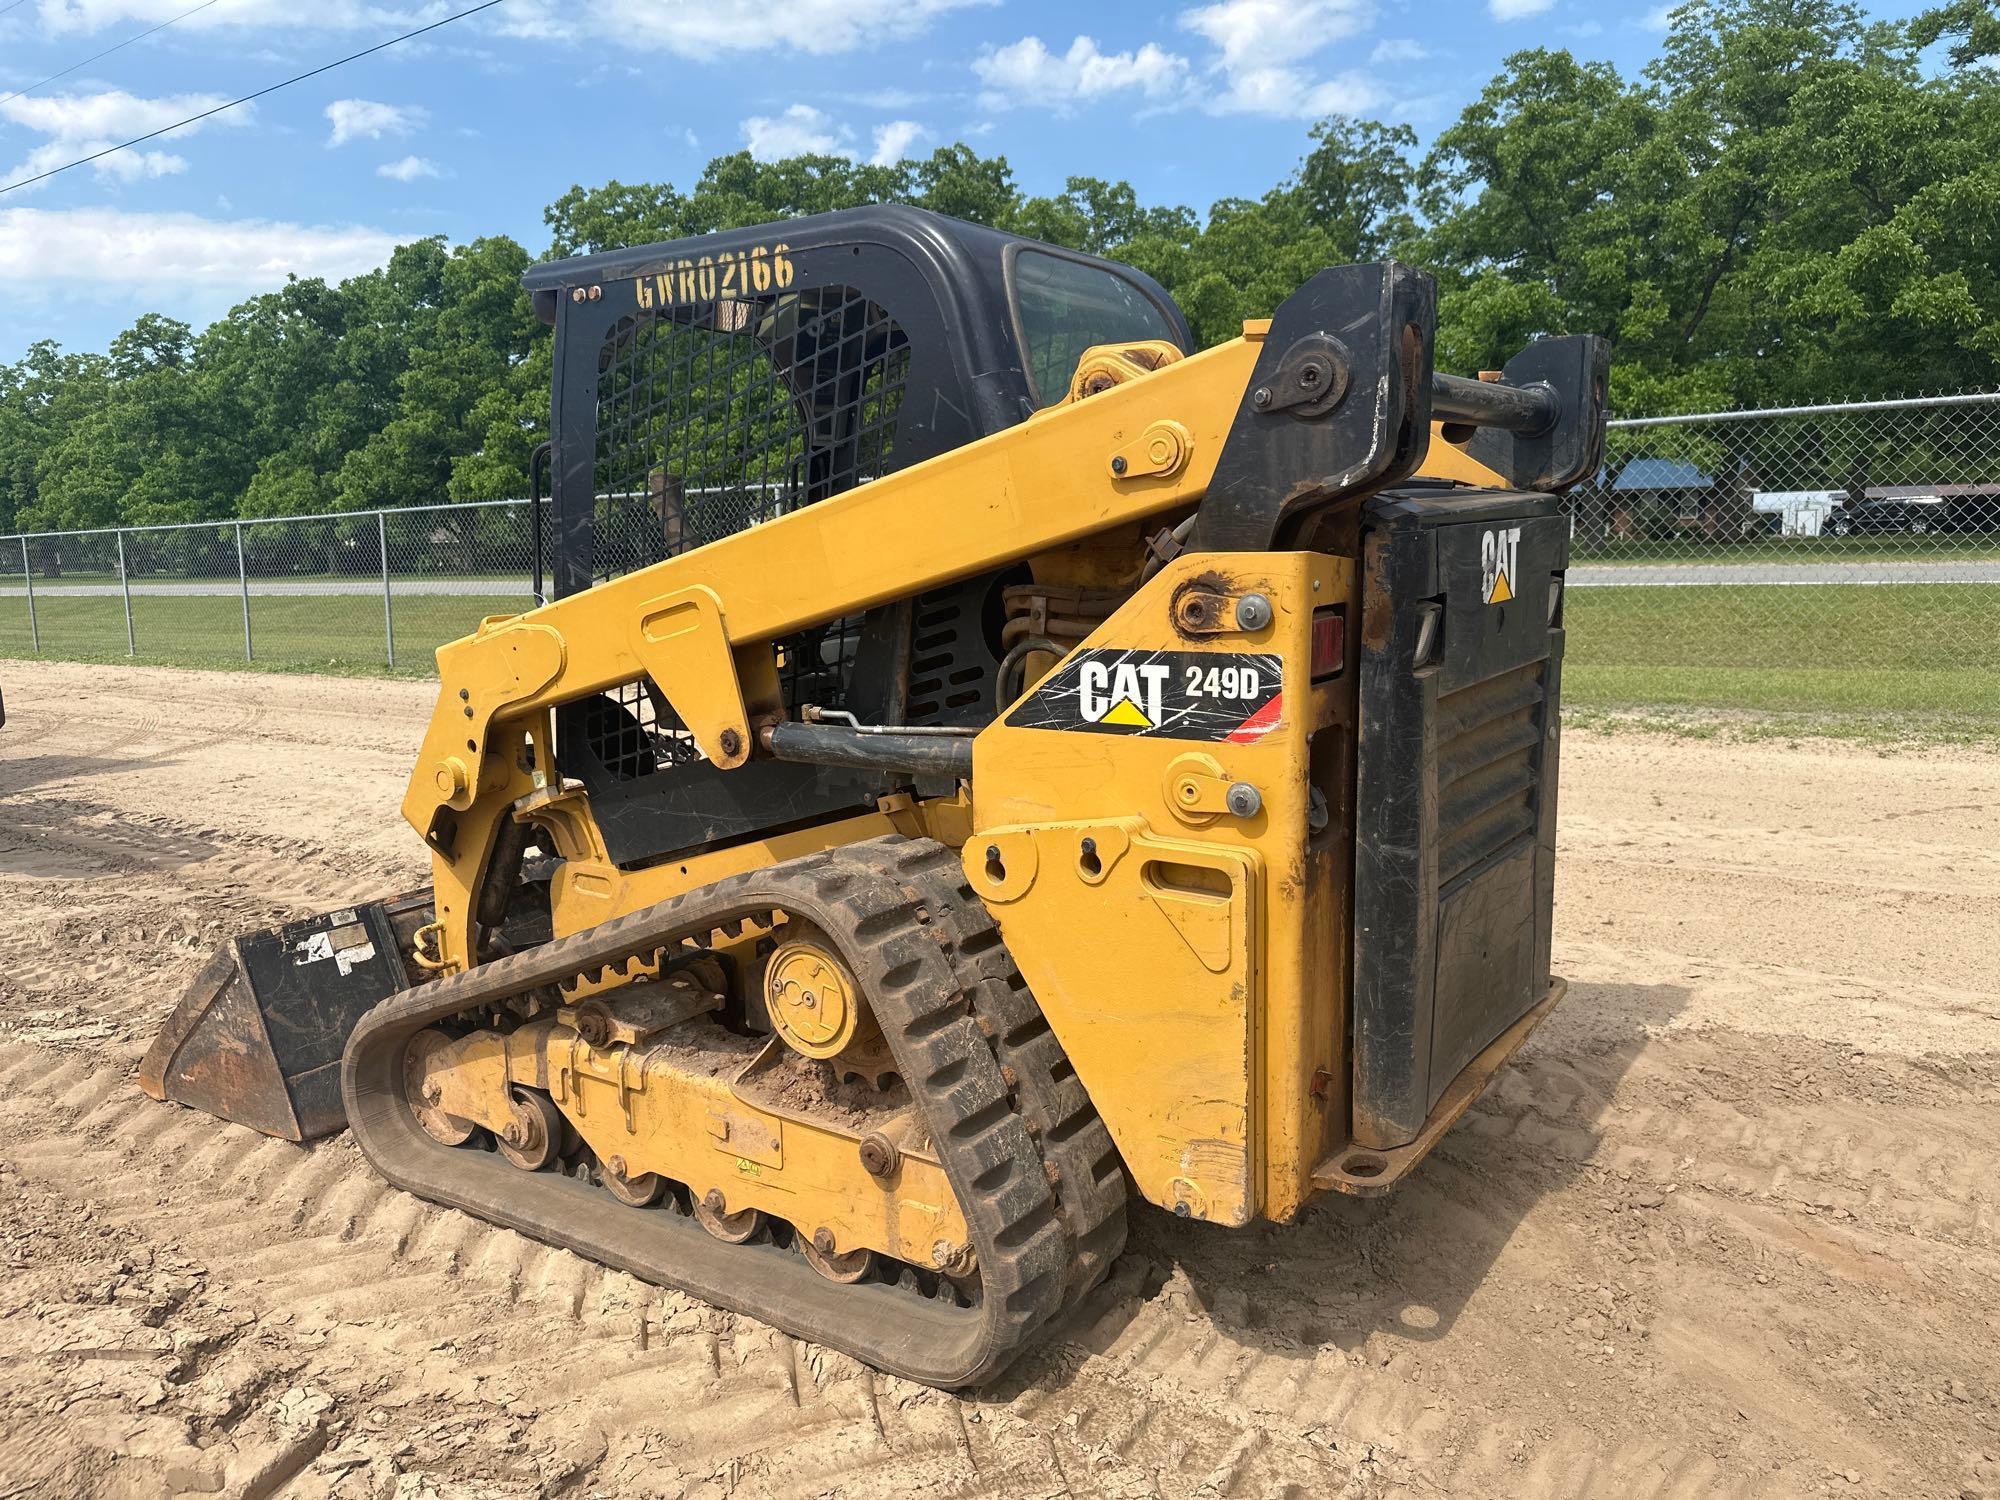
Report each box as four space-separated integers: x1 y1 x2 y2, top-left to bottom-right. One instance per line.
1007 649 1285 741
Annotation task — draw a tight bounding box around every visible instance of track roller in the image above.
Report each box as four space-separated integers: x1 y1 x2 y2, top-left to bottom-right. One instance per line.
694 1190 765 1244
495 1089 564 1171
601 1157 665 1207
803 1229 876 1283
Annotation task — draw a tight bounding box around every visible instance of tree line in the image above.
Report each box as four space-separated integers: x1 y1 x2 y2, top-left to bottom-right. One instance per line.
2 0 1994 537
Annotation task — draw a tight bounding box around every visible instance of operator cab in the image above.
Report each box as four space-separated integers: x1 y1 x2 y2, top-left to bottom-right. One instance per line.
521 207 1191 867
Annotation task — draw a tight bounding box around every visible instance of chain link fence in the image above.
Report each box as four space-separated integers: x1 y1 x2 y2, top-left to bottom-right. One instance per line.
1570 391 2000 719
1 392 1996 718
0 500 547 674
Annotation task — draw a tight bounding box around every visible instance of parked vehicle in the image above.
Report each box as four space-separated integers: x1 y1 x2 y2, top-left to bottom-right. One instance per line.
1827 497 1947 535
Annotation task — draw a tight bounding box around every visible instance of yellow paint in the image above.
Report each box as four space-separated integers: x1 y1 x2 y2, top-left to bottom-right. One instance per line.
625 584 750 768
416 1011 969 1268
407 329 1512 972
1424 423 1511 487
967 550 1355 1225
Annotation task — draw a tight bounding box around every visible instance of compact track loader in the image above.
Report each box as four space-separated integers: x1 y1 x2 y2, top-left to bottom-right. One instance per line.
141 206 1608 1385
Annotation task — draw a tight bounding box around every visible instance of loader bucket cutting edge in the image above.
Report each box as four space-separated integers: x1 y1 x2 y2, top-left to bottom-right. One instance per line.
138 898 419 1142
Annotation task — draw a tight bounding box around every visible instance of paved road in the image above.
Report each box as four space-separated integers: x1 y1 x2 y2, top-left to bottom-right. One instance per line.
0 578 533 598
2 560 1997 598
1566 560 2000 586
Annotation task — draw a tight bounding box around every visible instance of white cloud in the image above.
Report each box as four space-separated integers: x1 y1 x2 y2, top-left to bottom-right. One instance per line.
1560 18 1605 36
325 99 424 147
741 104 849 161
1177 0 1387 121
869 119 925 166
1639 3 1677 28
377 154 439 181
1181 0 1374 68
1 88 229 140
0 89 250 192
498 0 981 56
1207 64 1384 117
1488 0 1556 19
736 107 931 165
1370 37 1428 63
27 0 979 70
836 88 935 111
0 207 399 296
3 140 188 191
969 5 1379 122
33 3 435 34
973 36 1193 112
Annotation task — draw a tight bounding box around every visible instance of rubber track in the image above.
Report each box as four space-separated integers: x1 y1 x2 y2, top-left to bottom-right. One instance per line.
340 846 1072 1387
834 836 1129 1303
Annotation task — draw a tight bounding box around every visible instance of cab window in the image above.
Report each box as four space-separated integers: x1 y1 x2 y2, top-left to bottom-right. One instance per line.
1012 250 1178 408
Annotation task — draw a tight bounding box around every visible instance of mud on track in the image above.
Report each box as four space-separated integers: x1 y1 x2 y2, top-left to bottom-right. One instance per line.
2 660 1997 1499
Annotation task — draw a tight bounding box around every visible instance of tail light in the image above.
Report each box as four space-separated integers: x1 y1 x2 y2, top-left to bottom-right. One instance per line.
1310 608 1345 679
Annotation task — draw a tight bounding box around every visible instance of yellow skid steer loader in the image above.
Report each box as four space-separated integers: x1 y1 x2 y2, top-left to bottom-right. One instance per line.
141 206 1607 1386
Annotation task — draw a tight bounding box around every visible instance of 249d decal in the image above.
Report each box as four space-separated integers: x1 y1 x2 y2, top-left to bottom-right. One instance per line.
1007 649 1286 742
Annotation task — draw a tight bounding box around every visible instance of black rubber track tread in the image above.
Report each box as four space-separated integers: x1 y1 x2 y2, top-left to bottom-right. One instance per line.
831 837 1130 1305
340 848 1071 1387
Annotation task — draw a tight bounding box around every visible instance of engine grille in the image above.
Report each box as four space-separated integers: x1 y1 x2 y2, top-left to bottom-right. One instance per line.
1434 660 1547 888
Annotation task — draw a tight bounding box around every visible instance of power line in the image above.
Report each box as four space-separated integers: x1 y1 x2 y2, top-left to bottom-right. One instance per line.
0 0 36 17
0 0 507 197
2 0 231 109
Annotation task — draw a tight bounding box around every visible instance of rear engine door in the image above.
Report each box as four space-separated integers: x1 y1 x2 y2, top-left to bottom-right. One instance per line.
1350 487 1568 1148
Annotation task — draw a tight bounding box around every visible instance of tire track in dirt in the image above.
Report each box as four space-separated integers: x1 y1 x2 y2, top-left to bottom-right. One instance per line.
1559 812 2000 895
4 662 1998 1498
0 1036 1846 1498
0 777 427 1058
1471 1031 2000 1248
1554 937 2000 1053
0 1043 1362 1495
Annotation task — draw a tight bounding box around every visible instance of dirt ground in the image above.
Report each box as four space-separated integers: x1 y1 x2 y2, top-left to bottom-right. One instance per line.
1 659 1996 1500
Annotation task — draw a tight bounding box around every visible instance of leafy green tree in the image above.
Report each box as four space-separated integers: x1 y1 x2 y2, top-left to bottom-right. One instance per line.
8 0 2000 554
1418 0 2000 409
1911 0 2000 62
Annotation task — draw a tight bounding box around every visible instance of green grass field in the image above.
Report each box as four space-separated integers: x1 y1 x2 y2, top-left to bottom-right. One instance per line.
0 590 531 676
3 580 1995 740
1572 534 2000 566
8 569 530 588
1562 583 2000 740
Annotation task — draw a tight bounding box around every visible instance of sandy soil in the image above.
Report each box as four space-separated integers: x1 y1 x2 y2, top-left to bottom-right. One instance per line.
1 659 1996 1500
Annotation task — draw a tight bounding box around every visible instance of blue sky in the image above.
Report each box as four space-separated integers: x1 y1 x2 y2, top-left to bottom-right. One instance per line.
0 0 1926 363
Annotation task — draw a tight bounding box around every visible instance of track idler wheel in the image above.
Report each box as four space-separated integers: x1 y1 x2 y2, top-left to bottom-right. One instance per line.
495 1089 564 1171
404 1029 477 1147
764 926 870 1060
694 1189 764 1244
